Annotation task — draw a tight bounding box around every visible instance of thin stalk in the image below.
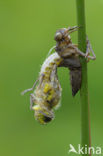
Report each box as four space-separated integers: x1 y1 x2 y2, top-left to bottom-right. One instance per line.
76 1 91 156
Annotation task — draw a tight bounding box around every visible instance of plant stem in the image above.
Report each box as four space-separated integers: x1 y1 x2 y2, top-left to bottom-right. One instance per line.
76 1 91 156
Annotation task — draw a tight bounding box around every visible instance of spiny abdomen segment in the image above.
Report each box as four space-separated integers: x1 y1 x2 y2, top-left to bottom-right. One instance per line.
70 69 81 96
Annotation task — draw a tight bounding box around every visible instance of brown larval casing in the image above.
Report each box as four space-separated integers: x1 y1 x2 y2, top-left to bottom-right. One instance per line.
54 26 95 96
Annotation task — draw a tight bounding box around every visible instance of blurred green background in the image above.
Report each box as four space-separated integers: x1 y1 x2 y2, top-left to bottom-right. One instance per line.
0 0 103 155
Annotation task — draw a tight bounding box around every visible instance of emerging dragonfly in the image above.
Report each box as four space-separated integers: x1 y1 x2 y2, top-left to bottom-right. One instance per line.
21 26 96 124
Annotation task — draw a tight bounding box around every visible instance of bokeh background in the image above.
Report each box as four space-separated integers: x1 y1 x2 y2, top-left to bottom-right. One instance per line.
0 0 103 155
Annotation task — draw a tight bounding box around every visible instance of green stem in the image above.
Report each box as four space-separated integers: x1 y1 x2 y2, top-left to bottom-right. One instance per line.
76 1 91 156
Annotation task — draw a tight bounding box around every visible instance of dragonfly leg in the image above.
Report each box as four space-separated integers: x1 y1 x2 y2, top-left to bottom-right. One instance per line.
30 93 36 110
68 42 96 61
21 78 39 95
85 36 96 60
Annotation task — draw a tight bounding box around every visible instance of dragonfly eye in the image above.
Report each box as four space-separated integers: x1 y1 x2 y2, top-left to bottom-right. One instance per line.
54 32 62 41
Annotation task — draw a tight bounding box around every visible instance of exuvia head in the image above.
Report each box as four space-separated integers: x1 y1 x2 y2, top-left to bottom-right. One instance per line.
54 26 80 42
32 105 54 125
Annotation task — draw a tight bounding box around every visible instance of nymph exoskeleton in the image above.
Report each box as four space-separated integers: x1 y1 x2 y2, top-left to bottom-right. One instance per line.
54 26 96 96
22 53 63 124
